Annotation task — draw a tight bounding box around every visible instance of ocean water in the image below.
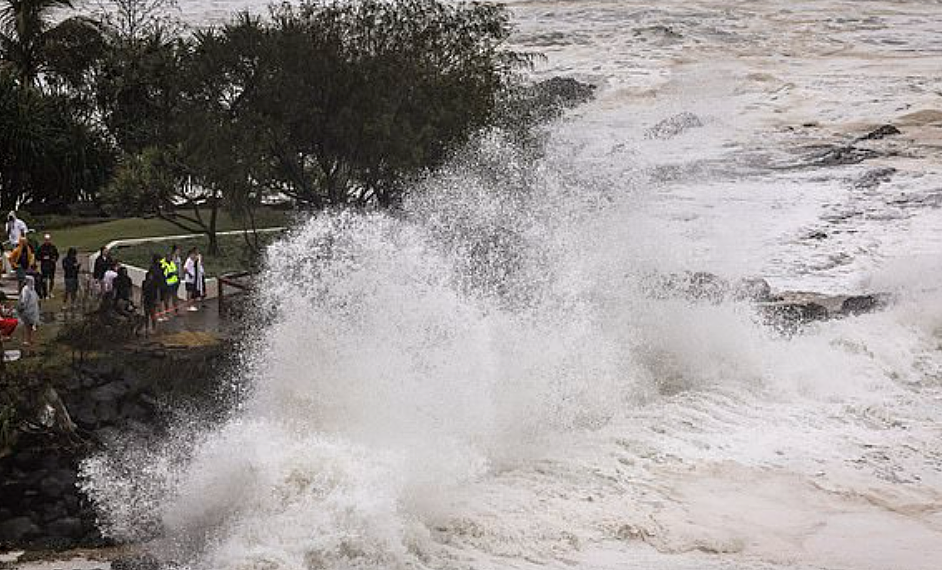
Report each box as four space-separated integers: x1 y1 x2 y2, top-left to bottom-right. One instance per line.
79 1 942 569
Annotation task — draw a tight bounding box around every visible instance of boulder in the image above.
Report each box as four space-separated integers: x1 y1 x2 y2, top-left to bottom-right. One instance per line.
810 145 880 167
0 516 39 543
531 76 596 108
684 271 729 303
47 517 83 539
854 167 896 190
732 278 772 302
841 294 885 316
857 124 901 141
89 381 129 403
112 554 162 570
40 469 77 498
645 112 704 140
762 301 830 332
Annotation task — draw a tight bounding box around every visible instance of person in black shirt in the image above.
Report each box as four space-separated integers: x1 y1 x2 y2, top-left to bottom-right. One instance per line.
27 264 45 299
92 246 108 280
62 248 80 308
114 265 135 316
142 264 161 333
37 234 59 298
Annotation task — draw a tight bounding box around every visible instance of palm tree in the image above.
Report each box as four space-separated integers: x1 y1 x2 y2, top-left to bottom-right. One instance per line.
0 0 75 87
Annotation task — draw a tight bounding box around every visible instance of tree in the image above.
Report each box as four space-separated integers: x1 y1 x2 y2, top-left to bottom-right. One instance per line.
93 0 181 46
190 0 530 209
102 0 530 252
0 71 115 211
0 0 99 88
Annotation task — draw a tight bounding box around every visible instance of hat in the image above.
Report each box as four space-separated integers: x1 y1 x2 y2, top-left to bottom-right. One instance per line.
44 233 51 240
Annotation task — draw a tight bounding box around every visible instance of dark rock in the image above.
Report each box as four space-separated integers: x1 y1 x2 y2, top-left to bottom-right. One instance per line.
762 302 830 332
733 278 773 302
0 516 39 542
90 382 130 403
40 469 77 498
40 475 68 498
41 501 68 523
62 493 80 511
841 294 885 316
120 401 150 422
0 480 28 508
646 112 704 140
811 145 880 167
532 77 596 108
857 124 901 141
684 271 729 303
633 24 683 43
112 554 162 570
854 167 897 190
95 398 121 424
504 77 596 127
72 400 99 428
12 449 44 470
805 230 829 240
47 517 83 538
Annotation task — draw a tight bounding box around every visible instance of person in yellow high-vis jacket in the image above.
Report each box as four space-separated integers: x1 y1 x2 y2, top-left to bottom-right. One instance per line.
160 253 180 316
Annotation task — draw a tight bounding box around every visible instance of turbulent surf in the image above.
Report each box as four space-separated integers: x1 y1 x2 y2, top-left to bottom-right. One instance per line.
81 1 942 569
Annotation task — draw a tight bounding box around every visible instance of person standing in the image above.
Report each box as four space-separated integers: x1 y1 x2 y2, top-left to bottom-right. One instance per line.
114 266 134 316
28 263 45 299
9 237 34 292
62 248 80 309
170 245 183 313
141 269 160 333
147 253 170 323
6 212 28 248
37 234 59 298
16 275 40 347
92 246 113 297
101 264 118 302
160 252 180 316
183 247 205 311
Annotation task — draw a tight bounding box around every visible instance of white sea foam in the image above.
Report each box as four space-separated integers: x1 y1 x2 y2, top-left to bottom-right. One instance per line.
80 1 942 569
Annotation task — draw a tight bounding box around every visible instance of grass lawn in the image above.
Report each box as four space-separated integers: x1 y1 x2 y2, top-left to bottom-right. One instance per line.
112 231 284 277
48 207 292 253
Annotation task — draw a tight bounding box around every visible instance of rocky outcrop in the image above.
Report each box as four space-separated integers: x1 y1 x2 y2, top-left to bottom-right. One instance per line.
809 145 881 167
854 124 901 142
501 76 597 129
0 436 98 548
647 271 889 333
757 291 889 333
854 167 897 190
0 341 232 550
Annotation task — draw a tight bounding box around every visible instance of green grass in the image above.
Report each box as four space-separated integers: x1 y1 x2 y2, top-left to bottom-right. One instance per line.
112 231 284 277
47 208 291 253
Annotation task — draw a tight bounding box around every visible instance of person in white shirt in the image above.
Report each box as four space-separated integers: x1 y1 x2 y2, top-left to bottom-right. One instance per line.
183 247 205 311
6 212 28 248
101 266 119 300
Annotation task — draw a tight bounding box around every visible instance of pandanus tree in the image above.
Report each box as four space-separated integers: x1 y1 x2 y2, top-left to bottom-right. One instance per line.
0 0 75 87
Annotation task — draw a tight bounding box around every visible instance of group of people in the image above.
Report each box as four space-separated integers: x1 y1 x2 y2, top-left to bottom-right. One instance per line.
3 210 209 346
97 243 206 332
3 211 79 347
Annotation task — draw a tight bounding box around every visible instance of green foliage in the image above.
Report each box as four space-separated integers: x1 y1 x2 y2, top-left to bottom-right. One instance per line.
0 0 76 86
2 0 543 244
194 0 530 208
0 72 116 211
